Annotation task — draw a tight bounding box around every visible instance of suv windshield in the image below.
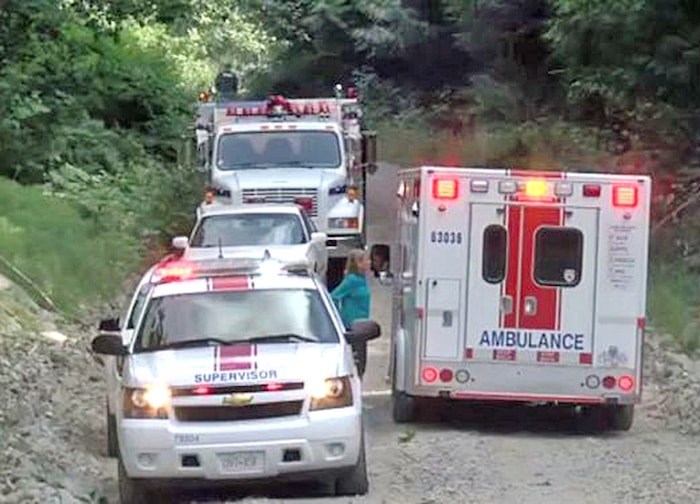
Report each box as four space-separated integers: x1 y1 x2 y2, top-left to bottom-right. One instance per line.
216 131 341 170
134 288 338 352
191 213 306 247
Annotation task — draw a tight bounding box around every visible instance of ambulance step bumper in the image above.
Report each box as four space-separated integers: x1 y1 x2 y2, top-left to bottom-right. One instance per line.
403 362 641 405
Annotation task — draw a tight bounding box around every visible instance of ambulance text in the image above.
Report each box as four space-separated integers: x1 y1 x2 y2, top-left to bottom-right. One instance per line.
479 330 585 351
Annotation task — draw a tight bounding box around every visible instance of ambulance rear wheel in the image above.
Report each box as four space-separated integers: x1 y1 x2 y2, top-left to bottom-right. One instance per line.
392 391 416 423
608 404 634 431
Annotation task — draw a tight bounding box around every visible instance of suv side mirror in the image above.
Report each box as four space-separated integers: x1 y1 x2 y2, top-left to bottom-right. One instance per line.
361 130 377 175
172 236 189 250
91 334 127 356
345 319 381 345
98 317 120 333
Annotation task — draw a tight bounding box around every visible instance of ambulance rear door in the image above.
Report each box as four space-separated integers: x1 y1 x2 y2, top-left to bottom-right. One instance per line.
465 192 599 366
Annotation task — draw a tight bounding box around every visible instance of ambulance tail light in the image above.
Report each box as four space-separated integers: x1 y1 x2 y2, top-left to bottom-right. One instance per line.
613 185 638 208
582 184 601 197
439 368 453 383
617 375 634 392
193 385 211 395
602 376 616 389
432 178 459 200
422 366 438 383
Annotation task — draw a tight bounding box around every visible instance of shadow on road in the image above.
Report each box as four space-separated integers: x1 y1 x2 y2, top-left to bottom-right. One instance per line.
363 395 627 440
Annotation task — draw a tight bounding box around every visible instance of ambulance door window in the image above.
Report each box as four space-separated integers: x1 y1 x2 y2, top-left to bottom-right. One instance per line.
534 227 583 287
482 224 507 283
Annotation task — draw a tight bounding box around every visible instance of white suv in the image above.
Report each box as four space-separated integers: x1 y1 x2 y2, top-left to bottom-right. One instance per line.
172 204 328 282
91 256 380 503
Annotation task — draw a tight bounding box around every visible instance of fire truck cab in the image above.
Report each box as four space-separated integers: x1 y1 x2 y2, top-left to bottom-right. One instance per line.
195 86 377 290
373 166 651 431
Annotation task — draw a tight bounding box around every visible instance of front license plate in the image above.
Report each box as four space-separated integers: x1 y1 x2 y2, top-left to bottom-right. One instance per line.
217 451 265 474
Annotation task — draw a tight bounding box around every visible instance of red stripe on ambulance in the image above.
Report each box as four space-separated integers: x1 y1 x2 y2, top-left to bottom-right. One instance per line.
504 170 565 331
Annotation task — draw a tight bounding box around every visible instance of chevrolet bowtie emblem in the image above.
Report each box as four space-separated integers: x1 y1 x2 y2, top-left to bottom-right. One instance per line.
222 393 253 406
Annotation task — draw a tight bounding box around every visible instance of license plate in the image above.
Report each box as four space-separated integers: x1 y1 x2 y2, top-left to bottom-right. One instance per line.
217 451 265 474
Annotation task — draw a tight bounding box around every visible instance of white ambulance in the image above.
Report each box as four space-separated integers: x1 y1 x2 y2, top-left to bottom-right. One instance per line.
372 165 651 431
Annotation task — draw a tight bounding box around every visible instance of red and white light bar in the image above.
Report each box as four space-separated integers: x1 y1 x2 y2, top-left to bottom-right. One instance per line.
225 95 335 118
149 255 297 284
431 175 640 208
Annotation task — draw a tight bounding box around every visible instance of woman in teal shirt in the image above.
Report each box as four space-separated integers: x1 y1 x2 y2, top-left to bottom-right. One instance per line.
331 249 372 376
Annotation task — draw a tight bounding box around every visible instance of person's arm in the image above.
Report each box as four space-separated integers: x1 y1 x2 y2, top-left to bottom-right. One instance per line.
330 276 354 302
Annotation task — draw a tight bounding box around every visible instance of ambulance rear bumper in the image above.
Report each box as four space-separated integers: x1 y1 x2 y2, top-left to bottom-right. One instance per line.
402 362 641 405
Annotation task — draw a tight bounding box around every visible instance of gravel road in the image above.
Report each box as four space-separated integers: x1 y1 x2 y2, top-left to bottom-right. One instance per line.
2 163 700 504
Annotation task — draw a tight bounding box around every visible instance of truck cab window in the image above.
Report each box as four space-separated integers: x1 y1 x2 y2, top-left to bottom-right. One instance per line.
482 225 507 283
534 227 584 287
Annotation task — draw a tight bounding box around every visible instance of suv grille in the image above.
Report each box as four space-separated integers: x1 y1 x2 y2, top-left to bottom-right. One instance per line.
241 188 318 216
174 401 303 422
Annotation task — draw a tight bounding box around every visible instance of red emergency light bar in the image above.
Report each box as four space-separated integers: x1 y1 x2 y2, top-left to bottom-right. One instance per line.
225 95 333 117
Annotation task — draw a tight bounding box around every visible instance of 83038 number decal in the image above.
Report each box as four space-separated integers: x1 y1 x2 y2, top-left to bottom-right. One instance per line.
430 231 462 244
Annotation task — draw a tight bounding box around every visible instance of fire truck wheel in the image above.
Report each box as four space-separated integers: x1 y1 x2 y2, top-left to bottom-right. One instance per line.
335 426 369 496
106 404 118 458
392 391 416 423
608 404 635 431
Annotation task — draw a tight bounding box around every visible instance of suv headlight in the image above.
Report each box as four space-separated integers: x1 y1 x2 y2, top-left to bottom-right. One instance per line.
123 383 170 419
328 217 359 230
309 376 353 411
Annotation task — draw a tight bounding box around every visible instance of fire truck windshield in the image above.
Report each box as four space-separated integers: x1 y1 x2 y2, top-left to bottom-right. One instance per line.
216 131 341 170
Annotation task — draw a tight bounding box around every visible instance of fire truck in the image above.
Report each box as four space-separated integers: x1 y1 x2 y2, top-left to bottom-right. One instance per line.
194 85 378 289
372 166 651 431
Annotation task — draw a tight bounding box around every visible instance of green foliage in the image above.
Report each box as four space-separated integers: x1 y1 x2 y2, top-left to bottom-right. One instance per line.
0 178 139 313
648 259 700 356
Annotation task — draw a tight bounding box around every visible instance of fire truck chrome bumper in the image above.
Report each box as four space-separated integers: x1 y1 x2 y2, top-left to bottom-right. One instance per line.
326 234 363 257
118 410 361 480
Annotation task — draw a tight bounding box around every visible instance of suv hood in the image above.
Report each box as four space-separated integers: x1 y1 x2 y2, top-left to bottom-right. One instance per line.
125 343 343 388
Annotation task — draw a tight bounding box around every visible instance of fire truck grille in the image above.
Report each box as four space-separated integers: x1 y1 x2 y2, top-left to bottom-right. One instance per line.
241 188 318 216
173 401 304 422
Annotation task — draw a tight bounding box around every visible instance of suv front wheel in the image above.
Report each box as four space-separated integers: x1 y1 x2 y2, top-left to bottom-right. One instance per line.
334 428 369 496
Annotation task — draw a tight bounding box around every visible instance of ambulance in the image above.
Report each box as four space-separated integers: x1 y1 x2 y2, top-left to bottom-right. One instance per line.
372 166 651 431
